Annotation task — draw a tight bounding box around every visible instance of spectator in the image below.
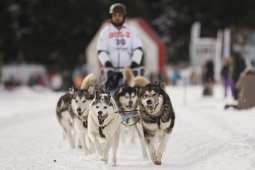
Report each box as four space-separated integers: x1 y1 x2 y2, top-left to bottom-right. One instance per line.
171 69 181 86
220 57 234 97
190 70 199 85
202 59 215 96
231 53 246 100
224 67 255 110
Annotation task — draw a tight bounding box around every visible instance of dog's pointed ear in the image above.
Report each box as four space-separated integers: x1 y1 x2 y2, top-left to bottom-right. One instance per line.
69 87 75 94
159 81 166 89
106 91 111 97
95 90 100 99
69 87 73 93
155 80 165 89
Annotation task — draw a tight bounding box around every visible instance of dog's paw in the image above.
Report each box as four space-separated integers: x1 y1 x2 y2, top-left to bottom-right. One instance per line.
151 153 162 165
100 155 108 163
153 160 161 165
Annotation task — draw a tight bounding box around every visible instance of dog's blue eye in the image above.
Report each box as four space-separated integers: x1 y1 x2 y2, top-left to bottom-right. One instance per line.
82 100 86 103
104 106 107 109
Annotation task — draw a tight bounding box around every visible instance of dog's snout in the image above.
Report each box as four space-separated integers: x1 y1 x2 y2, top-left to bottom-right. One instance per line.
77 108 81 112
146 100 152 105
129 101 133 106
98 111 102 115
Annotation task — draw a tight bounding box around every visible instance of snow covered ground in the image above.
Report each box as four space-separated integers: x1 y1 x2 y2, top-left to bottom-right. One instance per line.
0 84 255 170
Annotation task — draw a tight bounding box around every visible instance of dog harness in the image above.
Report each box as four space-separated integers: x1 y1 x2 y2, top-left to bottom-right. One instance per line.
78 116 88 128
140 103 166 129
117 110 140 126
98 118 106 138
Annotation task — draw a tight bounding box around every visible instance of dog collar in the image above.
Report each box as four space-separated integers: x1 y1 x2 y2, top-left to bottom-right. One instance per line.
97 117 113 138
83 119 88 128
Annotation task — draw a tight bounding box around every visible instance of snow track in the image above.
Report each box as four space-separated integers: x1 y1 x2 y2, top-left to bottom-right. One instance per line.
0 85 254 170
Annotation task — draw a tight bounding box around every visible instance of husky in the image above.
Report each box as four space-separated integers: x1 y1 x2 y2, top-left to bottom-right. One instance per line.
88 91 121 166
139 81 175 165
72 73 96 155
56 73 96 154
71 88 95 155
114 85 148 158
56 92 76 148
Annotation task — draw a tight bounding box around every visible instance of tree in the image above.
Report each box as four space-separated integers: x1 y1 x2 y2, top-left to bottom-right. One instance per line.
147 0 255 63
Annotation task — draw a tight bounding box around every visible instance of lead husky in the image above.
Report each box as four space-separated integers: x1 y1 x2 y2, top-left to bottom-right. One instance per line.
88 91 121 166
114 85 148 158
139 81 175 165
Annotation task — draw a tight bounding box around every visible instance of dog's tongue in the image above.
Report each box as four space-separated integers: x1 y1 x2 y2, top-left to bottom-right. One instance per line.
98 113 108 120
147 105 155 112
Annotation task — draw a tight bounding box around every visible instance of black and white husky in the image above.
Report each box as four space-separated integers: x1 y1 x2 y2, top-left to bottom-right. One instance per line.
72 88 94 155
56 73 95 155
114 85 148 158
139 81 175 165
88 91 121 166
72 73 96 155
56 93 75 148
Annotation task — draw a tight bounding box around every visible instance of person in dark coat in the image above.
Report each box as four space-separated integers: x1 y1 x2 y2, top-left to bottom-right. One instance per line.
221 57 234 97
231 53 246 100
202 59 215 96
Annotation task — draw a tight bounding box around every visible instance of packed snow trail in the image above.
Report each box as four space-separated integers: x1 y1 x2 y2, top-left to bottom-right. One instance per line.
0 85 254 170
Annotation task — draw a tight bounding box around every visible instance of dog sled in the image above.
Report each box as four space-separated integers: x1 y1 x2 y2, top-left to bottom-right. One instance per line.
100 66 145 91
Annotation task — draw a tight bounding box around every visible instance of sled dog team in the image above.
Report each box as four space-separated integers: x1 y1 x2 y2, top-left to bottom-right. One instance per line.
56 68 175 166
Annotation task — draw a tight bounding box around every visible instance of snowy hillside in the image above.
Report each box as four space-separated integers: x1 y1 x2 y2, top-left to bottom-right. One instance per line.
0 85 255 170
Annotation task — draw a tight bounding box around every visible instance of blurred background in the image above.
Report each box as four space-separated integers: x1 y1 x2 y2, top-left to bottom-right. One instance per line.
1 0 255 91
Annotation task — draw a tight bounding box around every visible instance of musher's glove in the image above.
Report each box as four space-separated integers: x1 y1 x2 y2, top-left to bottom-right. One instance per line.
130 61 139 68
105 61 113 67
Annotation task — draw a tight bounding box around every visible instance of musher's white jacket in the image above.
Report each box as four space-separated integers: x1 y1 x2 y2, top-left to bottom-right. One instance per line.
97 23 143 69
